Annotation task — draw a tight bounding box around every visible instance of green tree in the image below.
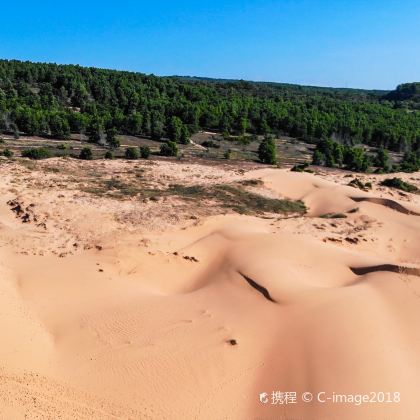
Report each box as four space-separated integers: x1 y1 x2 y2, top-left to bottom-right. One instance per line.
258 135 277 164
238 117 248 135
15 108 39 136
167 116 183 142
125 113 143 135
344 147 371 172
400 151 420 172
106 127 120 148
375 148 391 172
49 114 70 139
312 149 325 165
151 111 164 140
86 117 104 144
333 142 344 167
160 141 178 157
71 83 89 107
317 139 336 167
180 125 190 144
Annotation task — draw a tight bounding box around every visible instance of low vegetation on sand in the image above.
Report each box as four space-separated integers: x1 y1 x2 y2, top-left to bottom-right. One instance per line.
160 141 179 157
140 146 151 159
1 148 14 158
380 177 418 193
167 184 306 215
21 147 52 160
348 178 372 191
291 162 313 173
319 213 347 219
125 147 140 160
83 178 306 216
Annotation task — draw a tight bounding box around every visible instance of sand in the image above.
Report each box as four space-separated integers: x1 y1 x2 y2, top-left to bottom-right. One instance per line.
0 157 419 419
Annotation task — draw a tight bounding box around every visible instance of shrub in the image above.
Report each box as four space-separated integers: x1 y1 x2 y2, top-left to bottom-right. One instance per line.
160 141 178 157
348 178 372 191
104 151 113 159
21 148 52 160
224 149 232 160
320 213 347 219
380 177 418 193
140 146 151 159
291 163 312 173
236 135 251 146
239 179 263 186
201 140 220 149
79 147 93 160
3 148 14 158
125 147 139 159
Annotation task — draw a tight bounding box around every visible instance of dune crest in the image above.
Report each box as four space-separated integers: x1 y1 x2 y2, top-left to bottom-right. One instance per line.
350 196 420 216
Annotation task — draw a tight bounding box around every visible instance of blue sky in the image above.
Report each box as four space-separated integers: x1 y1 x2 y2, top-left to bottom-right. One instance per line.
0 0 418 89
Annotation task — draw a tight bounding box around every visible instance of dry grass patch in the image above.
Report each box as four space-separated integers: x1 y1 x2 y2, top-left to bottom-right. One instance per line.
167 183 306 215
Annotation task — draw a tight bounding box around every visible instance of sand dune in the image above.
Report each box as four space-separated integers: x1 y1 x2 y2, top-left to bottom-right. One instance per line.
0 159 419 419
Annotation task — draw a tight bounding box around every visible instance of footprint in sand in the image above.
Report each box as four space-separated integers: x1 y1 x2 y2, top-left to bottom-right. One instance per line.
199 309 212 318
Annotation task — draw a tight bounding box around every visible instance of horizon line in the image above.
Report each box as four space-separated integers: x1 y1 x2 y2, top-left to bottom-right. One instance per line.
0 57 407 92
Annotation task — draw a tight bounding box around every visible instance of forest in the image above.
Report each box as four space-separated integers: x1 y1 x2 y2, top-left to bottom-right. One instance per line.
0 59 419 154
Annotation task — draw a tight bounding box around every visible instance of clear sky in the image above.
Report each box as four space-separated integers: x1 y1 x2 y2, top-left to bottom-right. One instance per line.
0 0 419 89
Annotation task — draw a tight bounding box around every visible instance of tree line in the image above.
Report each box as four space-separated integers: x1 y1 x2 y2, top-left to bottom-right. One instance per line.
312 138 420 173
0 59 419 152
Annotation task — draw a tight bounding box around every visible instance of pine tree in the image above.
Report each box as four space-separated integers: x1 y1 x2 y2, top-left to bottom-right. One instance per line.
86 117 104 144
180 125 190 144
375 148 391 172
106 127 120 148
258 135 277 164
167 116 183 142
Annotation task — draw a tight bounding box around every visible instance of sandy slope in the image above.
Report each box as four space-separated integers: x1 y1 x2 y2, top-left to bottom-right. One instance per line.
0 158 419 419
